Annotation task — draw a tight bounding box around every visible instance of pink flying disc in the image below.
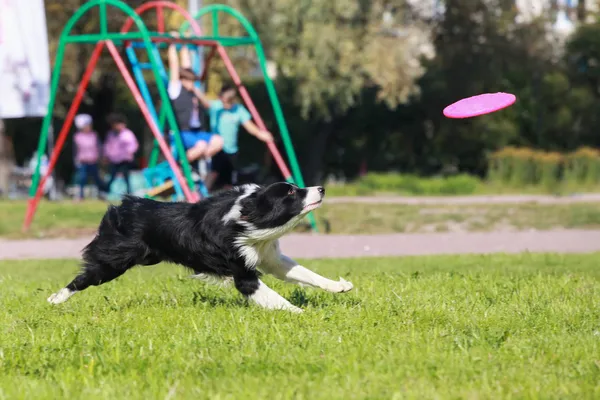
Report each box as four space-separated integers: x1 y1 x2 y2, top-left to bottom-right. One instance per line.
443 92 516 119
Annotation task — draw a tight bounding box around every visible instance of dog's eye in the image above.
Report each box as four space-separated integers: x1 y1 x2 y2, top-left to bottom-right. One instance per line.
288 188 295 196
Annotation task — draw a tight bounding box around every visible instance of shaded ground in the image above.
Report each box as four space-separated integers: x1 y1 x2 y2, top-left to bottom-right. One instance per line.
2 194 600 260
2 229 600 260
3 198 600 238
327 193 600 205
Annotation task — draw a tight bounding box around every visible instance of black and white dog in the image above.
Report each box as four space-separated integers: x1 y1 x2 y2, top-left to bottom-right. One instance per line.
48 182 353 313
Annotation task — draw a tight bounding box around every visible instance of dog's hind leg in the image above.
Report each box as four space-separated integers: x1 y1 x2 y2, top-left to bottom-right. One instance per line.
47 262 128 305
233 269 302 313
48 236 142 305
262 253 353 294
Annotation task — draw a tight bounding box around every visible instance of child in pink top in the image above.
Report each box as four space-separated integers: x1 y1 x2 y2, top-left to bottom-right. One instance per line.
103 113 139 194
73 114 105 199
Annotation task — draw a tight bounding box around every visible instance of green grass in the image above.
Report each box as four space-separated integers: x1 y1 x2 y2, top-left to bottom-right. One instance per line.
318 202 600 234
1 254 599 399
324 173 600 197
0 200 107 239
4 200 600 238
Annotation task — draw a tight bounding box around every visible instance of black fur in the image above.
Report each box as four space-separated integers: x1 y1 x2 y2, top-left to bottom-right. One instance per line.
62 182 322 300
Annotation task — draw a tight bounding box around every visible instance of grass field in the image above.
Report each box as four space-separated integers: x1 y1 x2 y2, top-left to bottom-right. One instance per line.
2 200 600 238
1 254 599 399
324 176 600 197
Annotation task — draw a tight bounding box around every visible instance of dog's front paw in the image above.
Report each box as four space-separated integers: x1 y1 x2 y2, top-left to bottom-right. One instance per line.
327 277 354 293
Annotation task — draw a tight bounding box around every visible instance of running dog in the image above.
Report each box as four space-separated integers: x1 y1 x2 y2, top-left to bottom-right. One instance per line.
47 182 353 313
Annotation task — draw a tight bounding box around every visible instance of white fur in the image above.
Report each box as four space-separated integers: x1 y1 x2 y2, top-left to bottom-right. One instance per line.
227 186 324 268
221 184 260 224
238 187 325 256
47 288 76 305
302 186 324 212
235 219 302 268
190 273 233 287
261 250 354 293
248 279 303 313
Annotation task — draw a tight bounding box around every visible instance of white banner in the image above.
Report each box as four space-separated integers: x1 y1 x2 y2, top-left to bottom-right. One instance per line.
0 0 50 119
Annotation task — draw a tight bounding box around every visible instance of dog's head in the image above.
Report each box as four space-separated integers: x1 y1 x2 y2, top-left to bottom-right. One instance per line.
236 182 325 239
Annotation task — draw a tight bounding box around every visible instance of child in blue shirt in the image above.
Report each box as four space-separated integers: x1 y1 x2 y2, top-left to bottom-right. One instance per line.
207 84 274 189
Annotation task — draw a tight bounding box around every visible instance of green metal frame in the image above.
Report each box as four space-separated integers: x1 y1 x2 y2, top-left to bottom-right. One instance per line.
27 0 315 231
65 32 255 46
30 0 196 197
180 4 307 190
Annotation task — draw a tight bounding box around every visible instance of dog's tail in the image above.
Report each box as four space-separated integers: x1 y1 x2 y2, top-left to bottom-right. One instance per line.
95 205 124 236
83 197 142 262
99 196 138 234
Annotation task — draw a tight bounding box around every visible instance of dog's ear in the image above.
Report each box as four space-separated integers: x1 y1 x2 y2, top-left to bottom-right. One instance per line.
239 190 271 220
238 192 262 219
255 190 276 215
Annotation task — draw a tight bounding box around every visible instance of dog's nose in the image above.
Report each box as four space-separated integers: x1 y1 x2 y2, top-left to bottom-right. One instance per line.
318 186 325 196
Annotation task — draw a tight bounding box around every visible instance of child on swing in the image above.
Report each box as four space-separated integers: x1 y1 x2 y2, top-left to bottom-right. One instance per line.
167 33 274 190
167 33 223 166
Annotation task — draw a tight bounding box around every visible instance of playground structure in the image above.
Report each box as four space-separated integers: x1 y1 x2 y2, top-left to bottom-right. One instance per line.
22 0 317 231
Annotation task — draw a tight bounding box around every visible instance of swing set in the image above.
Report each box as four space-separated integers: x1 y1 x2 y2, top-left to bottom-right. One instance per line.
22 0 317 231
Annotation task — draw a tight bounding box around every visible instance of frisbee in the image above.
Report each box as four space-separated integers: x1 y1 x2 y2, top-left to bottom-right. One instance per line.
443 92 516 119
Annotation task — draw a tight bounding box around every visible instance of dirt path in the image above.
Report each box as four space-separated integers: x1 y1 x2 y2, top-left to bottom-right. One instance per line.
1 229 599 261
328 193 600 205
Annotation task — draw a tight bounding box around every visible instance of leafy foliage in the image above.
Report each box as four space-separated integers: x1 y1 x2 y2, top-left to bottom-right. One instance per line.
221 0 428 119
12 0 600 185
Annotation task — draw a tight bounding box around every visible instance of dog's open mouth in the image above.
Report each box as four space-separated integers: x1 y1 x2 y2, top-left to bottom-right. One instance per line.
303 200 323 211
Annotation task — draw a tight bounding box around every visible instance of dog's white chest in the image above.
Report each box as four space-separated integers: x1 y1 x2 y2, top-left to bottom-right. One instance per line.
237 240 279 269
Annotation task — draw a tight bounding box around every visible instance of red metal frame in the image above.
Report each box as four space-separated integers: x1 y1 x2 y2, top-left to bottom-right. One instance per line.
22 37 201 231
122 1 292 181
23 43 105 230
156 6 165 33
121 1 202 35
121 1 292 180
24 1 296 230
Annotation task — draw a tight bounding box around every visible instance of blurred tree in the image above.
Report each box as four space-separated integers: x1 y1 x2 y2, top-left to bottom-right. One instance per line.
395 0 563 175
196 0 429 183
564 19 600 148
44 0 151 115
0 120 14 195
35 0 600 185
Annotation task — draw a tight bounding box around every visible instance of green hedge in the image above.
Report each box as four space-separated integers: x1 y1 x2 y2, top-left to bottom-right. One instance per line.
326 173 480 196
326 147 600 196
488 146 600 188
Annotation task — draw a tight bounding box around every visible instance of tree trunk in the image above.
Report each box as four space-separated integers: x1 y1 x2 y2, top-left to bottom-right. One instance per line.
577 0 586 22
305 121 334 185
0 120 16 196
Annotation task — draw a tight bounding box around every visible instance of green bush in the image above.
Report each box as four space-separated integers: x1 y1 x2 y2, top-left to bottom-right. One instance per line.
325 147 600 197
326 173 480 196
537 151 563 188
564 147 600 185
489 147 563 187
437 174 480 195
488 146 600 189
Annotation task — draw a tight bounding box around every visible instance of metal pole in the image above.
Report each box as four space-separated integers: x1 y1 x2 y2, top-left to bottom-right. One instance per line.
24 42 105 231
46 125 57 200
189 0 203 88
